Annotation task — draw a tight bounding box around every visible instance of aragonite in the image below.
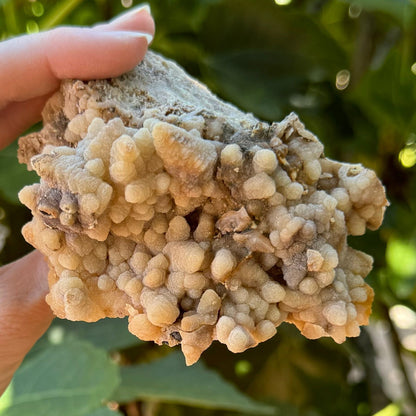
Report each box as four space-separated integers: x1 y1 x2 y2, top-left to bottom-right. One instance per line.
18 51 388 365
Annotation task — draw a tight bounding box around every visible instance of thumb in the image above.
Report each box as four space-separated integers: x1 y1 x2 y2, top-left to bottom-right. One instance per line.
0 250 53 394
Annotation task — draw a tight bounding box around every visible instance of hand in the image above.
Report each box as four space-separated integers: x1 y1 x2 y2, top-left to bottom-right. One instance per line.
0 4 155 396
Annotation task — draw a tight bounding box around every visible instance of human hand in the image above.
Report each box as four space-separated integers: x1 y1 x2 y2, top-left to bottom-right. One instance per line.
0 4 155 396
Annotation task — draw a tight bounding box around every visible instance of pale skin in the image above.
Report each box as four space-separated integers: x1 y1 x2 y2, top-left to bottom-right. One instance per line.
0 4 155 396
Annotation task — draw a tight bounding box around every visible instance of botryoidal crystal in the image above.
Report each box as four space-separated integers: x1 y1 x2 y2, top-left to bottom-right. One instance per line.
18 52 388 365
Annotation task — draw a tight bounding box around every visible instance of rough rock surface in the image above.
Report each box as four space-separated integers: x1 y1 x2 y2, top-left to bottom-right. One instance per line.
18 51 388 365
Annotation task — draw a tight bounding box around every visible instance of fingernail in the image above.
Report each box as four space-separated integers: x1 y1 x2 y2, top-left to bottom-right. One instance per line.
115 30 153 45
111 3 152 24
137 4 151 15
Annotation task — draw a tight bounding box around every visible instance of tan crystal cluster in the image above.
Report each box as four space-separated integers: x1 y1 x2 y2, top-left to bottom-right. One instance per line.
18 52 388 365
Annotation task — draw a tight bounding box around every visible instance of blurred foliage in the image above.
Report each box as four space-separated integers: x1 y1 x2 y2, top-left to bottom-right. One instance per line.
0 0 416 415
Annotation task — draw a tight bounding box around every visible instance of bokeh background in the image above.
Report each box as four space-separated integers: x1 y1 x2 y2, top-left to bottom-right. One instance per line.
0 1 415 415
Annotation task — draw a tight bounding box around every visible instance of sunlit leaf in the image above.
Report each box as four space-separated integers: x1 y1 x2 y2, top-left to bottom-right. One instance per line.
50 318 142 351
1 1 19 35
386 237 416 277
111 352 274 415
385 237 416 297
30 318 142 359
0 341 119 416
373 402 401 416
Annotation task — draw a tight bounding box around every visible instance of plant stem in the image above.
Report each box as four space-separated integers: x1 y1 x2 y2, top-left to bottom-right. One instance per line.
382 303 416 416
39 0 84 30
142 400 160 416
2 1 18 36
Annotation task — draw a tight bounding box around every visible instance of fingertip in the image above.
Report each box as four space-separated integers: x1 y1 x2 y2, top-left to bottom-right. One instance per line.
43 27 150 80
101 3 155 36
0 12 154 114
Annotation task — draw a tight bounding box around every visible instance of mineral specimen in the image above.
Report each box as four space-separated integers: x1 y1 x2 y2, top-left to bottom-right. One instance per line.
18 51 388 365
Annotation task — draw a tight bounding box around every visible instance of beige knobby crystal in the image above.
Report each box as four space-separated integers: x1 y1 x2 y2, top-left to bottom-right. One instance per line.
18 51 388 365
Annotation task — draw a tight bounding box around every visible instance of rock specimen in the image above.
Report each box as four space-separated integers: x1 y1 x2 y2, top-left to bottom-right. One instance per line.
18 51 388 365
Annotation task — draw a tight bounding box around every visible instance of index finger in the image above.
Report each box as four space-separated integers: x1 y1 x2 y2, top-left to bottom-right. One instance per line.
0 27 152 109
0 28 153 148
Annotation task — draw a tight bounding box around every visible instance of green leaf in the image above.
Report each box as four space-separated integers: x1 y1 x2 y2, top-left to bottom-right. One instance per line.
203 50 304 121
111 351 274 415
384 236 416 297
50 318 142 351
152 0 221 34
1 1 19 35
386 237 416 277
0 142 38 204
199 0 346 121
30 318 142 360
352 49 416 136
0 340 119 416
372 403 401 416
